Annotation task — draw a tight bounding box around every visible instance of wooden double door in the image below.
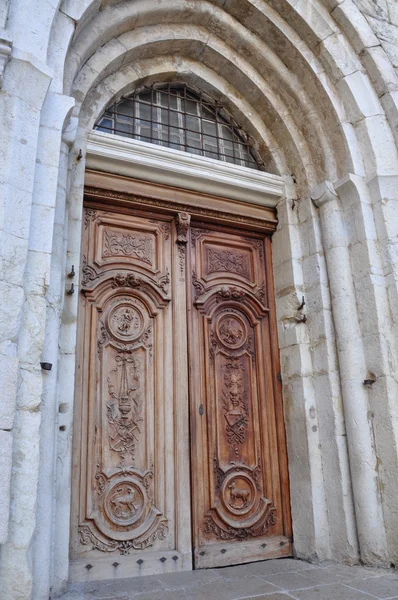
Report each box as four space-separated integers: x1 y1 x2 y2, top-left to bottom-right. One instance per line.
70 198 291 581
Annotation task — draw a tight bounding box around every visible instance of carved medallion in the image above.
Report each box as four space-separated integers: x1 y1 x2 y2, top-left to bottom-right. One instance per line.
108 303 145 343
103 230 153 264
224 474 255 514
204 464 276 542
105 481 145 526
216 314 247 350
208 248 250 278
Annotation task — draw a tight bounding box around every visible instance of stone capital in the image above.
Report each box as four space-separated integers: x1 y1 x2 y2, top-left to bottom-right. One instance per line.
310 180 338 208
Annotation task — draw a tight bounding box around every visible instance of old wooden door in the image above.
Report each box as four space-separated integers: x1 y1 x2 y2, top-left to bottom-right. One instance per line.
188 226 292 568
70 207 192 581
71 195 291 580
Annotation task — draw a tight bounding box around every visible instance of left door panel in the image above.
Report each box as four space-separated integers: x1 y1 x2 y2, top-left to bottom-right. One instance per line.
70 207 191 582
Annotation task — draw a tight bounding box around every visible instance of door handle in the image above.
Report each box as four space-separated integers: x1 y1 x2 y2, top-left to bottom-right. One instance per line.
199 404 204 416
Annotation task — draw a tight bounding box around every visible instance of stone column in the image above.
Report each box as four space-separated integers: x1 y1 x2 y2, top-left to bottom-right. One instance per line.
0 84 74 600
31 114 75 600
311 181 388 566
273 188 332 562
336 173 398 565
0 51 52 554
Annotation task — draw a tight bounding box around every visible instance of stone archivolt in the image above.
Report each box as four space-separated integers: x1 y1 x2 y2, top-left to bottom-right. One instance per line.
2 1 398 599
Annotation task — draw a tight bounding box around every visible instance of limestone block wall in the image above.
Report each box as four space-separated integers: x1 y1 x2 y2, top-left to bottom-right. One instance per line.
355 0 398 73
0 1 397 599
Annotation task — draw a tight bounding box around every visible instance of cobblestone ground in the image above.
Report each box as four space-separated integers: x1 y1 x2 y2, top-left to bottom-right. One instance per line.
60 558 398 600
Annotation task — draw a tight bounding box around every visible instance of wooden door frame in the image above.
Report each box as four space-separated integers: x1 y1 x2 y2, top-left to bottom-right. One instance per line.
84 170 278 234
79 169 291 574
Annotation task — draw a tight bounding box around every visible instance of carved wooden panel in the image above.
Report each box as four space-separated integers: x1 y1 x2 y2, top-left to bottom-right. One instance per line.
70 208 191 580
189 227 292 568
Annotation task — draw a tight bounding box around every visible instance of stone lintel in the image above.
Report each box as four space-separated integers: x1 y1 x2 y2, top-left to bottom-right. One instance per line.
86 131 285 208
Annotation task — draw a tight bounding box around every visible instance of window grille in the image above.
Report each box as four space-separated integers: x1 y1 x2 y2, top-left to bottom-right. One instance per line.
95 84 262 170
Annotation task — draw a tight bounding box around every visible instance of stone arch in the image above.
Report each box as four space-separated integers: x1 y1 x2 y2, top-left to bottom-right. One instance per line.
44 0 398 183
0 2 397 599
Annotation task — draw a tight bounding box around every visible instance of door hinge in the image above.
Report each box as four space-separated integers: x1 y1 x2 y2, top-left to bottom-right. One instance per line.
277 372 282 383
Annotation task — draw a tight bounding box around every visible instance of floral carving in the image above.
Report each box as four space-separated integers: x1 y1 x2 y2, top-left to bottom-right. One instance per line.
107 351 143 464
191 228 210 249
252 461 262 492
157 268 170 294
143 465 154 502
84 209 97 229
178 245 186 279
149 219 171 240
208 249 250 278
134 521 168 550
210 331 218 358
95 463 106 496
142 325 153 358
81 256 100 287
244 237 264 260
214 456 225 492
104 230 153 264
79 520 168 555
203 503 276 541
221 361 249 455
192 271 205 299
97 323 110 354
254 285 266 305
204 517 253 541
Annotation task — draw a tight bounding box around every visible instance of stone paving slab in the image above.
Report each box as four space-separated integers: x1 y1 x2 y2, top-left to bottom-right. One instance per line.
59 558 398 600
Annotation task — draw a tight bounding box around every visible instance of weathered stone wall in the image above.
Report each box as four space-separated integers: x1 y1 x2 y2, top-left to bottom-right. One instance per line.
355 0 398 72
0 1 397 599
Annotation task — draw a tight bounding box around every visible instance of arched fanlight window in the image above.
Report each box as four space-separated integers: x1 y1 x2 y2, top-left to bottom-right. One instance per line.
95 84 262 170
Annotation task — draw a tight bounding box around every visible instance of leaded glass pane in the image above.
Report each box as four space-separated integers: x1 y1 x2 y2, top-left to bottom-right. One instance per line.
95 84 261 169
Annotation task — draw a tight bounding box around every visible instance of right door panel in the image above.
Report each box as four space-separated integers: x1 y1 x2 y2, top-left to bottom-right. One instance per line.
188 226 292 569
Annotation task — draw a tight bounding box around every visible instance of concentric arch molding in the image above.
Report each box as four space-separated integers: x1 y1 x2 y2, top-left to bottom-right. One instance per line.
86 131 285 208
